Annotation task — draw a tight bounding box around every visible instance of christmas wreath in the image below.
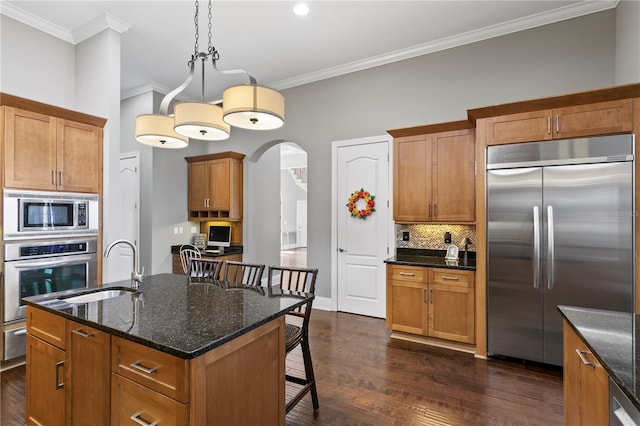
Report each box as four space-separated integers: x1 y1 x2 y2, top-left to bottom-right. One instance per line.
346 188 375 219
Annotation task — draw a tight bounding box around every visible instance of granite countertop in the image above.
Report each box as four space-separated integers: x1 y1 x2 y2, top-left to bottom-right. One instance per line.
23 273 312 360
385 248 476 271
170 244 244 257
558 305 637 409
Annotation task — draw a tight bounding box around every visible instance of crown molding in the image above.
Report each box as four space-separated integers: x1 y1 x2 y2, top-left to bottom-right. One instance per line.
121 83 194 103
0 4 130 44
270 0 619 91
1 1 74 43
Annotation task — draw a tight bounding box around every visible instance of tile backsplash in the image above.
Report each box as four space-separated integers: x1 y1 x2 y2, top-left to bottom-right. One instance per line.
396 224 476 252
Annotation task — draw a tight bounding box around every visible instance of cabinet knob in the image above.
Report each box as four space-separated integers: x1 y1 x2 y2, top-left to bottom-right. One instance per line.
338 248 345 253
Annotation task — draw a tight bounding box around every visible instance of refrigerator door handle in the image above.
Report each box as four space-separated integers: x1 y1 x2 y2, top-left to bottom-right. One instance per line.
547 205 555 289
533 205 540 289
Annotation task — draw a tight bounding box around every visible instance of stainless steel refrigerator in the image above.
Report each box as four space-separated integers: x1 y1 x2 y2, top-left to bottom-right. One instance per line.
486 134 634 366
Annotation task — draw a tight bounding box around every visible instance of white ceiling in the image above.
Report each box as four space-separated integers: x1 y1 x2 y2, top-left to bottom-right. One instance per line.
2 1 617 102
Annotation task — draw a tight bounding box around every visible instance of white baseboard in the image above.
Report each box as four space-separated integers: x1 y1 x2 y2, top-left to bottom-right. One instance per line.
312 296 333 311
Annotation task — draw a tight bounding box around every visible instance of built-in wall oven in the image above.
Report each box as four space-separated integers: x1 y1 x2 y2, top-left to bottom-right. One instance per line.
2 237 98 361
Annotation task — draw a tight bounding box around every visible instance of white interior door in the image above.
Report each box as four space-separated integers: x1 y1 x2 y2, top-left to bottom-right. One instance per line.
107 153 140 283
336 138 390 318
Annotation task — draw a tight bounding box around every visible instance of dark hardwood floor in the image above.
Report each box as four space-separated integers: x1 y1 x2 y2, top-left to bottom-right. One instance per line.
1 310 563 425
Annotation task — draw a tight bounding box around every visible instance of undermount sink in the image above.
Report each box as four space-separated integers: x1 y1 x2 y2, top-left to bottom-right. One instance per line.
61 288 136 304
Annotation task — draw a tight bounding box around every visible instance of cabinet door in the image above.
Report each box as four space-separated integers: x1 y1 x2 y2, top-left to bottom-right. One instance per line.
26 335 66 426
485 110 553 145
67 321 111 426
553 99 633 139
432 129 475 222
4 106 57 191
207 159 231 211
111 374 189 426
387 280 427 335
57 119 102 193
563 321 609 426
393 136 432 222
188 161 210 210
428 283 475 343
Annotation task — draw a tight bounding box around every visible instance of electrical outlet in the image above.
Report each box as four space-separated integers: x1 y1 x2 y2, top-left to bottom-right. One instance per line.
444 232 452 244
191 226 197 233
402 231 410 241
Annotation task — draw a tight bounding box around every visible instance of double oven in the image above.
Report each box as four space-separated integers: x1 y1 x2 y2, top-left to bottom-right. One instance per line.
2 190 99 361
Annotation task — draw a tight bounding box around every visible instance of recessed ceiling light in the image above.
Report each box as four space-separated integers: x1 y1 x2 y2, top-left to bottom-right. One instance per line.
293 3 309 16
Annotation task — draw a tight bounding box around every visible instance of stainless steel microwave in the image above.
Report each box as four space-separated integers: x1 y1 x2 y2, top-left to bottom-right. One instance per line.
3 189 99 240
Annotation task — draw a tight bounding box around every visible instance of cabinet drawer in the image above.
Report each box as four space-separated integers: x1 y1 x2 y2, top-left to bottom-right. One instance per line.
389 265 427 283
430 269 474 287
26 306 66 350
111 374 189 426
111 336 189 403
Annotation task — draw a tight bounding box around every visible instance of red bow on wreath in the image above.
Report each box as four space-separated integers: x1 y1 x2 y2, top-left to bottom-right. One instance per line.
346 188 375 219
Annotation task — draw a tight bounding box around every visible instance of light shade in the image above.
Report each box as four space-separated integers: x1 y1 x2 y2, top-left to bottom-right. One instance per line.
135 115 189 149
222 85 284 130
174 102 230 141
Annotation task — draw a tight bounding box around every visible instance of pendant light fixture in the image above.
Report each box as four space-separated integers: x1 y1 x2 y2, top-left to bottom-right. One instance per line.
135 0 284 148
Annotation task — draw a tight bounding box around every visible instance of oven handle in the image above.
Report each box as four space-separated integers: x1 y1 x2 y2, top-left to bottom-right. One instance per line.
13 255 95 269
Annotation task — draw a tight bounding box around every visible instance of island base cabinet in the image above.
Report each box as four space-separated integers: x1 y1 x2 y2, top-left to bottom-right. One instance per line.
190 316 286 426
25 334 66 426
563 321 609 425
111 374 189 426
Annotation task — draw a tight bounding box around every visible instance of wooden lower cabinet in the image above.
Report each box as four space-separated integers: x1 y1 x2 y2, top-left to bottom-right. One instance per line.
563 321 609 426
25 334 66 426
111 374 189 426
67 321 111 426
386 264 475 344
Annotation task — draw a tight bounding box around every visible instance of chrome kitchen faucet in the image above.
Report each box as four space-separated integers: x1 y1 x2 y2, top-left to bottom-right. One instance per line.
104 239 144 289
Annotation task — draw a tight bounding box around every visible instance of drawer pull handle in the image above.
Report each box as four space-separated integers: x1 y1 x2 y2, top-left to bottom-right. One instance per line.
130 412 158 426
55 361 64 389
441 276 459 281
576 349 595 367
130 361 158 374
72 328 94 338
399 272 415 276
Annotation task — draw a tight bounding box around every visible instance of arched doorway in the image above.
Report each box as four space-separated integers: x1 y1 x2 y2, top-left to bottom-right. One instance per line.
246 140 307 268
279 143 307 267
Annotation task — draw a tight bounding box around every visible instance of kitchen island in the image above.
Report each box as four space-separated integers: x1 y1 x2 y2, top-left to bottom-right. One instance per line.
23 273 312 425
559 305 639 424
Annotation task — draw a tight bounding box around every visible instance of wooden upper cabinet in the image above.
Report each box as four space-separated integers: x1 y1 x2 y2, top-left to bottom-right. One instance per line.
432 129 475 222
56 119 102 193
186 152 245 221
3 106 102 193
393 135 432 222
485 110 553 145
485 99 633 145
393 127 475 223
4 106 57 191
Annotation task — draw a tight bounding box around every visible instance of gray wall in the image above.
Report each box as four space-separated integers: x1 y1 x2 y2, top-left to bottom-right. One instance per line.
2 8 639 300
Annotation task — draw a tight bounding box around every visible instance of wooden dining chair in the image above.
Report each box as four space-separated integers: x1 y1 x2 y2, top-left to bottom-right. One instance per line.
179 244 201 275
267 265 319 414
223 261 265 286
188 258 224 279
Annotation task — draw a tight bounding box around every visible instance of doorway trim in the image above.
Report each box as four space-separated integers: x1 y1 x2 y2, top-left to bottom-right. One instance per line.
330 134 395 313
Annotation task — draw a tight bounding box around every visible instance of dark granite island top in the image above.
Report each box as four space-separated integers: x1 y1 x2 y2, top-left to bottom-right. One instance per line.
23 273 312 359
558 305 638 410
